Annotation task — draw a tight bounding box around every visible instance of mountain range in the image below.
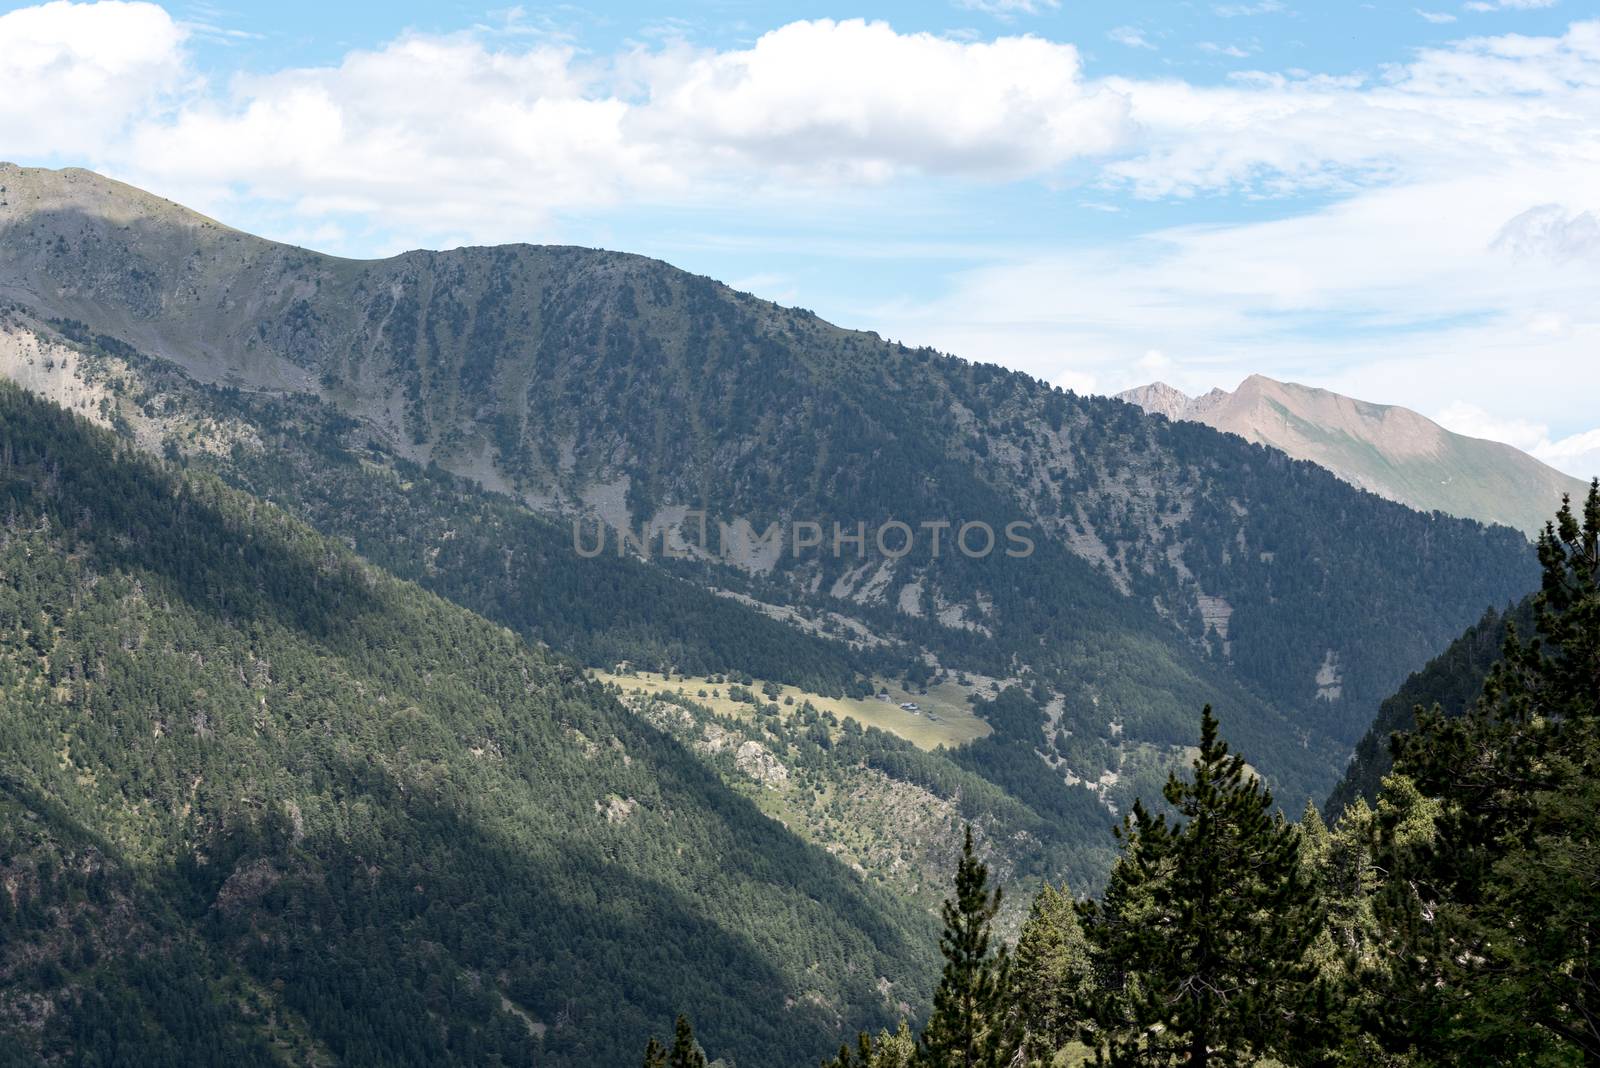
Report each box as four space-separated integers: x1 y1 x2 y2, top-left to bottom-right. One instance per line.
0 162 1550 1063
1116 375 1589 538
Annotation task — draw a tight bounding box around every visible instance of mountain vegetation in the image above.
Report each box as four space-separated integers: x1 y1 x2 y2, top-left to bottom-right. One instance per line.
764 481 1600 1066
0 163 1585 1066
0 164 1542 826
608 676 1119 916
0 382 941 1066
1326 599 1530 815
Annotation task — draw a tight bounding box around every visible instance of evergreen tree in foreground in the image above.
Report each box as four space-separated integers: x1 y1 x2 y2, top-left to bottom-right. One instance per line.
1010 881 1092 1065
1383 480 1600 1064
670 1014 708 1068
1079 706 1325 1068
819 1022 916 1068
920 826 1016 1068
641 1015 707 1068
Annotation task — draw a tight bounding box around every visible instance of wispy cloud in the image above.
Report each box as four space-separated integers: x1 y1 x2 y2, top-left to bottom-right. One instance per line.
177 19 262 43
865 21 1600 458
1212 1 1285 16
1198 40 1257 57
1108 25 1156 50
1417 9 1458 23
951 0 1060 17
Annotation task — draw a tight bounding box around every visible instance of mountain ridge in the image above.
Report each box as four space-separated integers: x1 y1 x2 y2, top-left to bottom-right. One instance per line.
0 161 1539 861
1116 374 1587 536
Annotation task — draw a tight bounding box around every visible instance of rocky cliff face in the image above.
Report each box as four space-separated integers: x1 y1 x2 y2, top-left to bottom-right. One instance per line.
1117 375 1588 537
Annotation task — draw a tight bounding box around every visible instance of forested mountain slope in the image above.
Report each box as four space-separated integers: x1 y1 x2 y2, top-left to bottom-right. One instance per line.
0 383 939 1066
1325 599 1532 815
0 162 1539 829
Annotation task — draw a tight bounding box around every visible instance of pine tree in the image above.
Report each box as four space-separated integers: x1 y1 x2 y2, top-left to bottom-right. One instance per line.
1010 881 1091 1065
1306 787 1442 1066
642 1036 668 1068
820 1022 915 1068
920 826 1016 1068
669 1014 708 1068
1079 706 1325 1068
1384 481 1600 1064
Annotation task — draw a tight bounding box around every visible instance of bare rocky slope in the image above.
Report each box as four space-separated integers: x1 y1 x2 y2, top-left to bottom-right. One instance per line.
1118 375 1588 537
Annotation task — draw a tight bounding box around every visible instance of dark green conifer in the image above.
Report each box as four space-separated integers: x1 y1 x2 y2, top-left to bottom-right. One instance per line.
668 1014 708 1068
819 1022 915 1068
920 826 1015 1067
1383 481 1600 1064
1010 881 1091 1065
1079 706 1324 1068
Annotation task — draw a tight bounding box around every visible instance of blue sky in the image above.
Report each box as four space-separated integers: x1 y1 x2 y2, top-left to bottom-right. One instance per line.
3 0 1599 477
166 1 1573 82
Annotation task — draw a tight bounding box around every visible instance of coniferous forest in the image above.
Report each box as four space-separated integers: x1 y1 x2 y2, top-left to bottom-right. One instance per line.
0 384 939 1066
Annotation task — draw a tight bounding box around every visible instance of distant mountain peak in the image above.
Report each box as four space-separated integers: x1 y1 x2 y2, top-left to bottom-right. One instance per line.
1186 386 1232 417
1117 374 1585 536
1114 380 1192 421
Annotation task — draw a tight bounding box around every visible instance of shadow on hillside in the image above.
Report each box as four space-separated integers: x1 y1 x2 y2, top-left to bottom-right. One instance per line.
0 382 382 641
174 752 916 1068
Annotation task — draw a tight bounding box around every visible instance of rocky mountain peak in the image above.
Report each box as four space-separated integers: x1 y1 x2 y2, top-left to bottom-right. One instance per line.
1116 373 1587 536
1114 380 1192 420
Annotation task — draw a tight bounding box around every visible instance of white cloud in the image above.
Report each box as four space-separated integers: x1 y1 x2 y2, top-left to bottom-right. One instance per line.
87 16 1130 242
1492 204 1600 261
1134 349 1177 378
1417 10 1459 23
1099 21 1600 200
0 0 187 158
1465 0 1558 11
1537 429 1600 482
1212 1 1285 16
127 34 651 235
1433 401 1551 451
24 6 1595 240
1198 41 1257 57
1109 26 1157 50
952 0 1060 16
1051 368 1100 395
626 21 1130 181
